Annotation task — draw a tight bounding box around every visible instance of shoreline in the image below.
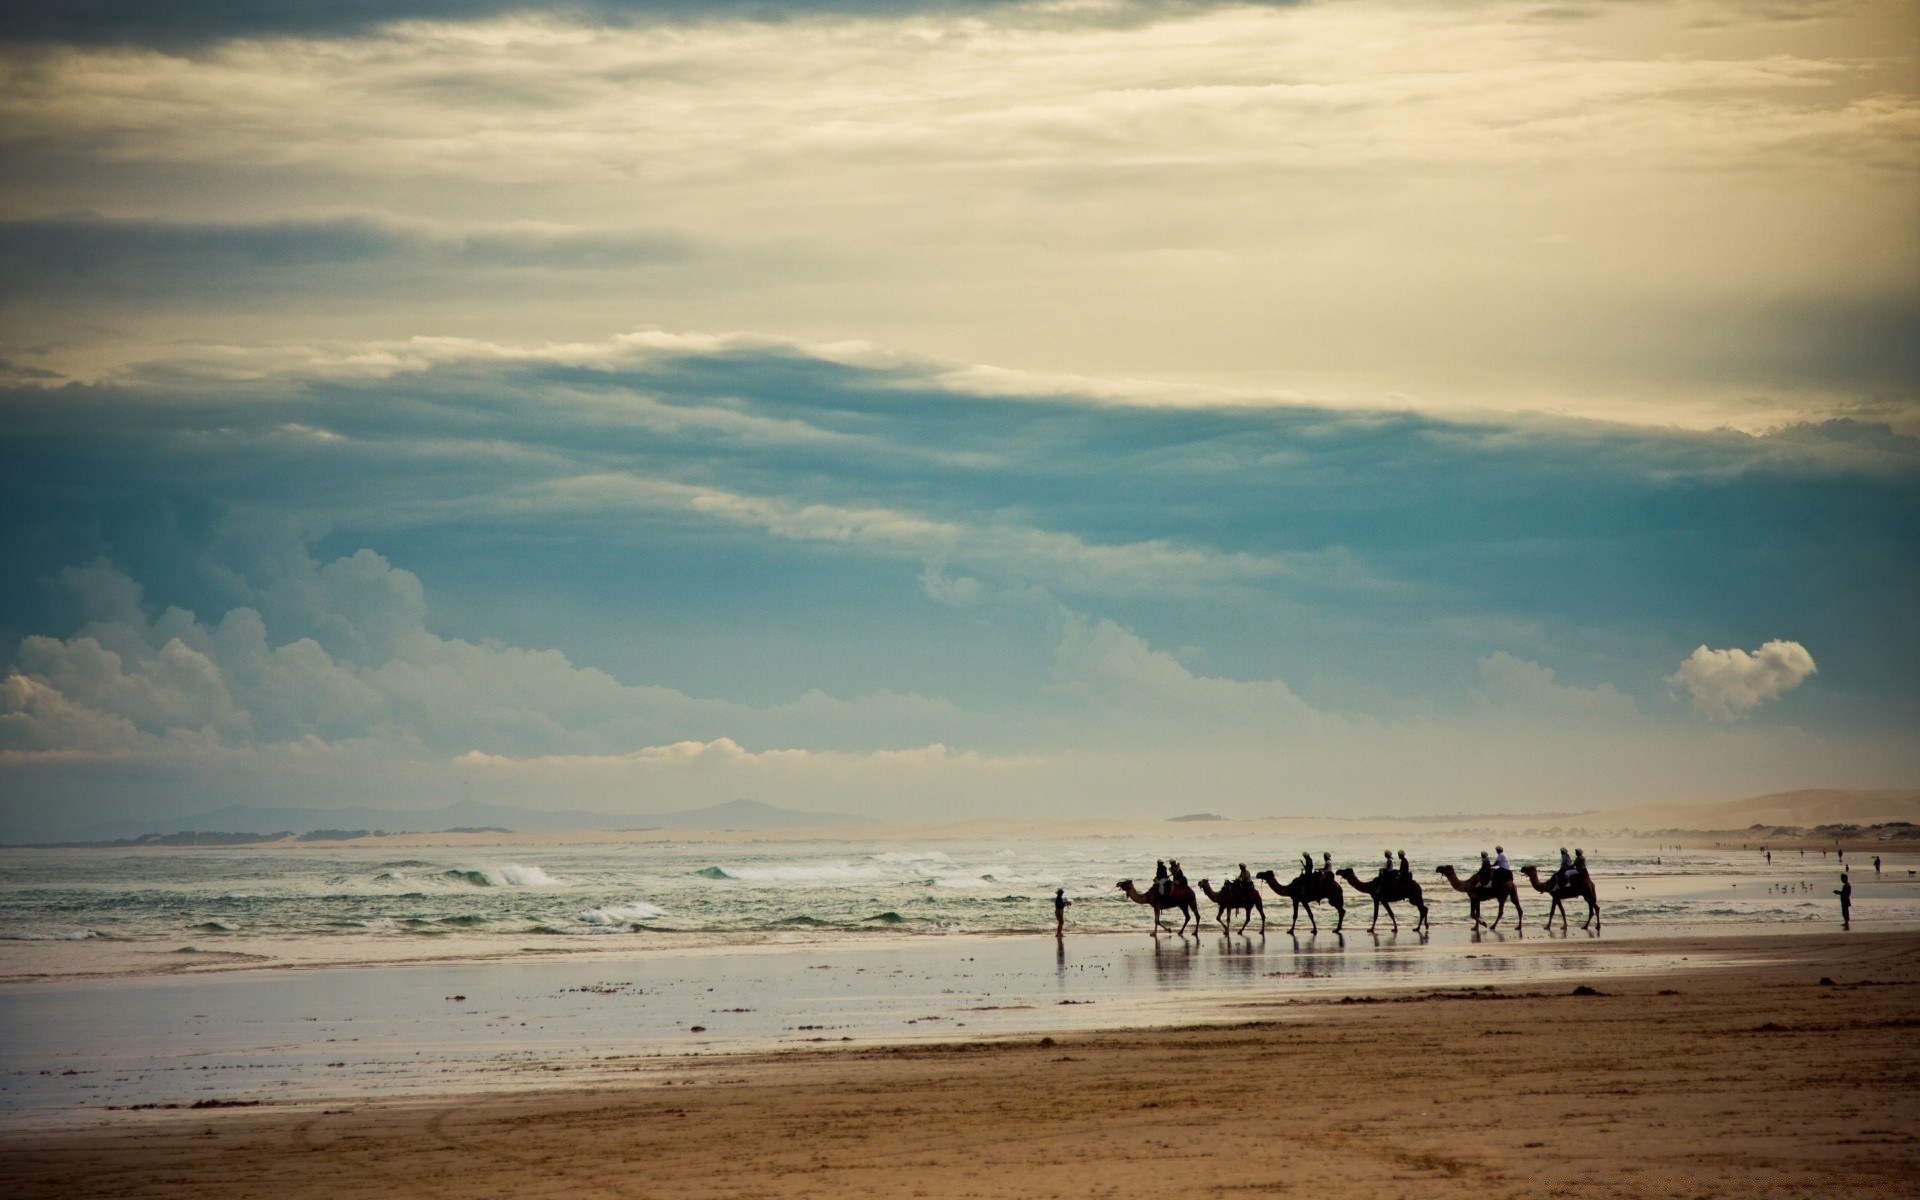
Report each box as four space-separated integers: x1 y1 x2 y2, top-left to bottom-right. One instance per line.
1 908 1897 988
3 928 1914 1198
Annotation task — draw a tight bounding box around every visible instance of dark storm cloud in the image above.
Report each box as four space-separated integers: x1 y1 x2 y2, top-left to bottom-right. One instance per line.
0 215 688 300
0 0 1237 47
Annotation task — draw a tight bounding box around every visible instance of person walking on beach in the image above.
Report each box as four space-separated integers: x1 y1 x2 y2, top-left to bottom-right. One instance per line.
1835 871 1852 930
1054 888 1071 935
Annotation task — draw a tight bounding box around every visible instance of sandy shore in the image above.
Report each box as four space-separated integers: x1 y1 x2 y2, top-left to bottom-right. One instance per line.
3 929 1915 1199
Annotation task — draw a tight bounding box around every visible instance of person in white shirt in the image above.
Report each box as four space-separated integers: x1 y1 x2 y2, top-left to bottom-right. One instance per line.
1492 845 1514 888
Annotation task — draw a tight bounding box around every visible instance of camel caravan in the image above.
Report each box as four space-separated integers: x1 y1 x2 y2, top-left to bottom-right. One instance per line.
1116 846 1598 936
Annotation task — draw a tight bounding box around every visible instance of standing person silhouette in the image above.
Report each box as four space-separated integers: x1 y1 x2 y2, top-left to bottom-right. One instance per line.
1054 888 1071 936
1835 871 1852 930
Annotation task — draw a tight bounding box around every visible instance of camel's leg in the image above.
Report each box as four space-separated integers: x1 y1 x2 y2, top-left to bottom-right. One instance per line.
1384 900 1398 933
1332 897 1345 933
1368 899 1380 933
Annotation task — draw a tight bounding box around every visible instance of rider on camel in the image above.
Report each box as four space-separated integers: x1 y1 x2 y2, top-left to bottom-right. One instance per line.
1552 847 1573 888
1381 850 1396 884
1154 859 1170 899
1472 850 1493 889
1321 851 1334 880
1301 851 1314 881
1397 850 1411 881
1492 845 1513 889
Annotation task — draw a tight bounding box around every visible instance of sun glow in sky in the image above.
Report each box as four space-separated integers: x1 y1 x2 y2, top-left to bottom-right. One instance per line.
1 0 1915 838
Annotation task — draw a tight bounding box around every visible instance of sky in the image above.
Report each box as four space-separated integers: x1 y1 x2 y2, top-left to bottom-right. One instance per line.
1 0 1916 839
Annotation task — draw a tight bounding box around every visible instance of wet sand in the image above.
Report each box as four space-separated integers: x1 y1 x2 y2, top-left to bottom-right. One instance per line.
3 929 1915 1199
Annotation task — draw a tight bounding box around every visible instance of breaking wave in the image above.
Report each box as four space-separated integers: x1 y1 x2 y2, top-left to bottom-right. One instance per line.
443 864 567 888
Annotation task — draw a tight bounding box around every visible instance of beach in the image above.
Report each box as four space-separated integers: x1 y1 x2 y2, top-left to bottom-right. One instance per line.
3 927 1915 1199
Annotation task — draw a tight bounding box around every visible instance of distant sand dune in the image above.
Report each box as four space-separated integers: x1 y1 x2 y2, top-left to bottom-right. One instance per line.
1611 787 1920 831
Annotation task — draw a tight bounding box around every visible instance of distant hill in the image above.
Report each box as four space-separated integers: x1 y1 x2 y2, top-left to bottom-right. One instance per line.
1611 788 1920 831
33 797 879 844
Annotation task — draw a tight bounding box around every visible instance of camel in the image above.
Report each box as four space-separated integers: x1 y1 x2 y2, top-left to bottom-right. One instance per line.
1254 869 1345 934
1115 879 1202 935
1433 865 1523 930
1336 867 1429 933
1198 877 1266 934
1520 864 1600 930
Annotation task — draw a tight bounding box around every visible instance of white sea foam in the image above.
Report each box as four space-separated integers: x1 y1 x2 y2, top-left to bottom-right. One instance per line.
3 928 96 941
575 901 668 925
702 862 904 886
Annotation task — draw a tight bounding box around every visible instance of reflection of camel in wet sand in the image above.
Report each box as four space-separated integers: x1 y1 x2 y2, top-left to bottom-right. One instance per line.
1434 865 1522 929
1254 870 1345 934
1198 878 1266 934
1520 865 1600 930
1115 879 1201 935
1336 867 1428 933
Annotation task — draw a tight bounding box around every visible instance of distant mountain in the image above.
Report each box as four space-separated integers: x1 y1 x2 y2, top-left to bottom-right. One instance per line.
37 797 879 843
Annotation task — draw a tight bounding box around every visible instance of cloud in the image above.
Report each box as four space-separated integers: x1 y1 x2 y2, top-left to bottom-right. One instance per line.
1670 640 1817 718
0 0 1049 47
4 1 1914 423
1475 651 1638 722
0 551 980 763
0 215 687 300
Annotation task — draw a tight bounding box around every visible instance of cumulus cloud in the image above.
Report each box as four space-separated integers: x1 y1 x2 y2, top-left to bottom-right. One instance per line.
1670 640 1817 718
1475 651 1639 723
0 551 974 763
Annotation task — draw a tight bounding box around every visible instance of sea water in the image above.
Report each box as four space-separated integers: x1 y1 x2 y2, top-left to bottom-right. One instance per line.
2 833 1911 947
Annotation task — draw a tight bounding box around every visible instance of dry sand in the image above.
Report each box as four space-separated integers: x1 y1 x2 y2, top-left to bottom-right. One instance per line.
3 930 1915 1200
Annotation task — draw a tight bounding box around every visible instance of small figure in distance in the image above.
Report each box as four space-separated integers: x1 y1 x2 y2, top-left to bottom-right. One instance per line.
1874 855 1881 876
1835 871 1851 930
1054 887 1071 936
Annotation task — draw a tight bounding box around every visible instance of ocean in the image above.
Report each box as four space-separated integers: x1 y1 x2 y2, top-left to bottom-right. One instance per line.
2 832 1906 947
